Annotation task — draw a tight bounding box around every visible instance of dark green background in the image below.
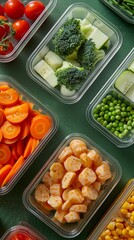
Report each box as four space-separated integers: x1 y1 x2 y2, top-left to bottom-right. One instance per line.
0 0 134 239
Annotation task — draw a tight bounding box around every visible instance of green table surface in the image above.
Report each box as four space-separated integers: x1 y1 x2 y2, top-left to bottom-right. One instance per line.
0 0 134 239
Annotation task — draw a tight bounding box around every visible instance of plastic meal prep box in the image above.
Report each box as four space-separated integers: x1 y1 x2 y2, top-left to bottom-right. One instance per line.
0 0 57 63
86 48 134 148
22 133 122 238
1 221 48 240
100 0 134 24
87 178 134 240
26 2 122 104
0 74 58 195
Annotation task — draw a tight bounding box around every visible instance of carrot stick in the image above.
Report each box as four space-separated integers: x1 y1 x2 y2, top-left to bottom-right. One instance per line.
0 164 12 187
23 137 34 158
1 155 25 187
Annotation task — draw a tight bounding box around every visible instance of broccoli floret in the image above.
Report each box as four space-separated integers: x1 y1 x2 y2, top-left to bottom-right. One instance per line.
53 18 85 58
55 66 88 91
77 38 105 71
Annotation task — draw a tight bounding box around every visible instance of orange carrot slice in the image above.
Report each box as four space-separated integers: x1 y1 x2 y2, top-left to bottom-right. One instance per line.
0 143 11 165
0 84 10 91
7 155 15 166
0 108 5 126
2 136 18 145
0 88 19 107
0 164 12 186
4 102 29 123
1 155 25 187
16 140 24 156
1 120 21 139
0 129 2 142
30 114 52 140
23 137 34 158
19 119 30 140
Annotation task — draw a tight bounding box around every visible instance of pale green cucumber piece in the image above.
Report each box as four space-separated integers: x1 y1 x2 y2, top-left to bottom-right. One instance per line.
44 51 63 71
128 61 134 72
126 83 134 102
114 70 134 94
87 26 109 49
34 60 58 87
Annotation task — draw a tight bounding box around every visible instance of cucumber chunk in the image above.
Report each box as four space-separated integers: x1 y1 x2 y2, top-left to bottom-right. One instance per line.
128 61 134 72
86 26 109 49
126 84 134 102
114 70 134 94
44 51 63 71
34 60 58 87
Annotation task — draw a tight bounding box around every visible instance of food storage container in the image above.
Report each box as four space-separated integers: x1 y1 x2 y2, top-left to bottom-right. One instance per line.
0 74 58 195
100 0 134 24
22 133 122 238
26 2 122 104
86 48 134 148
87 178 134 240
0 0 57 63
1 221 47 240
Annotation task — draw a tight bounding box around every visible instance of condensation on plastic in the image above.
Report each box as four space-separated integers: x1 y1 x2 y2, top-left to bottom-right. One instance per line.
0 0 57 63
26 2 123 104
86 48 134 148
0 74 58 195
22 133 122 238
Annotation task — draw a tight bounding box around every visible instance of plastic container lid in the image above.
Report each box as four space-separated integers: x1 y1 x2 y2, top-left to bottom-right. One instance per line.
26 2 122 104
86 48 134 148
1 221 48 240
100 0 134 24
87 178 134 240
0 74 58 195
22 133 122 238
0 0 57 63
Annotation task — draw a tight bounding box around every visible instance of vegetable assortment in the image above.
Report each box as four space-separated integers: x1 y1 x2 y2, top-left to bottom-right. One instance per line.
34 139 112 223
33 16 110 96
107 0 134 16
0 83 52 188
0 0 45 55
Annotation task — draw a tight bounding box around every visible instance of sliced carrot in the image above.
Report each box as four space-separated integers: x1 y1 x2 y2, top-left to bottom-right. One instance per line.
12 144 19 160
0 129 2 142
1 155 25 187
0 164 12 186
30 114 52 140
23 137 34 158
7 155 15 166
0 88 19 107
19 119 30 140
0 143 11 165
4 102 29 123
0 108 5 126
2 136 18 145
0 164 3 170
1 120 21 139
31 138 39 153
16 140 24 156
0 84 10 91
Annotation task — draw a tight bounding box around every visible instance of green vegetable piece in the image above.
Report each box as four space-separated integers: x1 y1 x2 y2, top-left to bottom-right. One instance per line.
114 70 134 94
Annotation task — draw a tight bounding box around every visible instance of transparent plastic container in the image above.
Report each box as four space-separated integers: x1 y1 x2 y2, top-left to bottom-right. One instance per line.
1 221 47 240
26 2 122 104
0 74 58 195
100 0 134 24
0 0 57 63
86 48 134 148
87 178 134 240
22 133 122 238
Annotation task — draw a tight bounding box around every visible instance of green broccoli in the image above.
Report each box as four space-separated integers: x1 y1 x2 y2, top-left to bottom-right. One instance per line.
55 66 88 91
77 38 105 72
52 18 85 58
